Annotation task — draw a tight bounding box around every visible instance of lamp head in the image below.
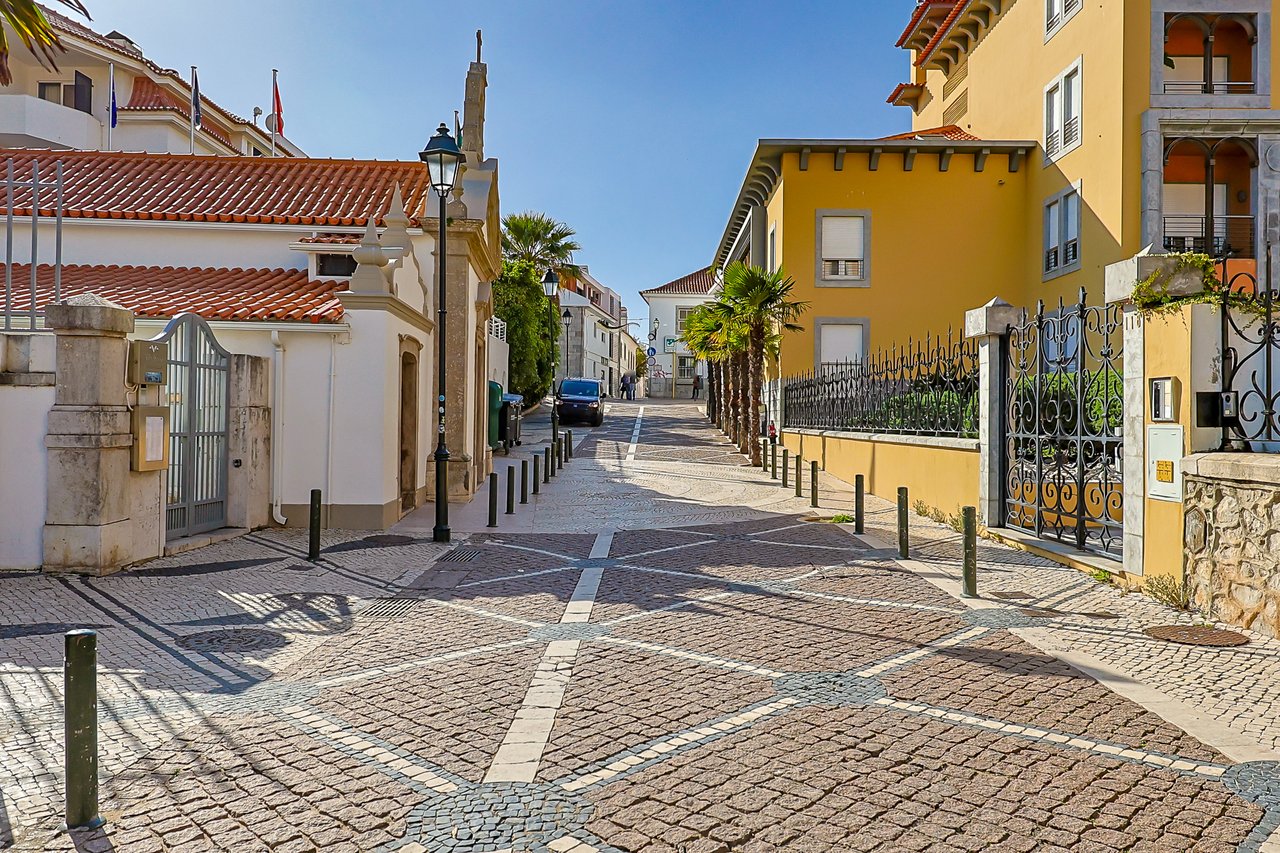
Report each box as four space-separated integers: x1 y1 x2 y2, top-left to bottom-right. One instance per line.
418 123 465 196
542 268 559 298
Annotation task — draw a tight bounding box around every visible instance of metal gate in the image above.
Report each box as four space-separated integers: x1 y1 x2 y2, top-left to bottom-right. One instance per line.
151 314 231 539
1004 292 1124 557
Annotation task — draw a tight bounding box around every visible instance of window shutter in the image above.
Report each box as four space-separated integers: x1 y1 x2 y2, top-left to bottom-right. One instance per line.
821 216 864 260
819 324 864 366
74 71 92 114
1064 192 1079 242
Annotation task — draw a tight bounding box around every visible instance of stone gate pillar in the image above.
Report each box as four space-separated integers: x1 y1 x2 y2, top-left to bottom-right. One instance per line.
964 297 1025 528
43 294 162 574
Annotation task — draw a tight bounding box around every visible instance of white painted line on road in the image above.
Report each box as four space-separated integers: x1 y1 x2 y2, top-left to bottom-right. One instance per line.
597 635 787 679
485 529 613 783
624 406 645 462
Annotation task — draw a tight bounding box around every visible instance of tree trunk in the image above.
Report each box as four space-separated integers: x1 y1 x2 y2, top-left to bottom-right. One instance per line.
719 361 729 436
749 325 764 466
735 350 750 454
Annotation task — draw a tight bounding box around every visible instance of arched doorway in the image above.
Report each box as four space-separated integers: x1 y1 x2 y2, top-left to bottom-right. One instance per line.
399 339 420 513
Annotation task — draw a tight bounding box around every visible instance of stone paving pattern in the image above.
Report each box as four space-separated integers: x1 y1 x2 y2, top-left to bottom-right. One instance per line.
2 401 1280 851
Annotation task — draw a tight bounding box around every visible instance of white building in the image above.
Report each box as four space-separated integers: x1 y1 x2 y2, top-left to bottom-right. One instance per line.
639 266 715 398
0 8 303 156
558 267 629 396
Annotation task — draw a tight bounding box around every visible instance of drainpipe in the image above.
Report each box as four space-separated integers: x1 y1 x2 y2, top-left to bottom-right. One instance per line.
270 331 287 525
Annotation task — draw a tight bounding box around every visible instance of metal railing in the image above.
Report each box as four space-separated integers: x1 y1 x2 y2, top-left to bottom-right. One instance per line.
3 157 64 330
1163 80 1256 95
1220 256 1280 448
1163 214 1254 258
782 329 979 437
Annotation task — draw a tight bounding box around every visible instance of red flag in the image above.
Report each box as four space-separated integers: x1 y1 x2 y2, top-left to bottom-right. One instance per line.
272 78 284 135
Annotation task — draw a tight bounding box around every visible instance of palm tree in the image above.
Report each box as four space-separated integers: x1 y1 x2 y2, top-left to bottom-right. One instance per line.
681 305 731 427
718 262 807 466
1 1 90 86
500 211 582 278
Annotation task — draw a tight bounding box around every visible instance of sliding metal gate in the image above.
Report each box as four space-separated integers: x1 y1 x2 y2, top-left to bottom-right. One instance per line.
1004 291 1124 557
152 314 231 539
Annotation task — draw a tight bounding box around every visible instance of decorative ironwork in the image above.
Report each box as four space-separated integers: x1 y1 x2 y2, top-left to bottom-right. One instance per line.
1004 289 1123 557
1220 257 1280 448
152 313 231 539
781 329 978 437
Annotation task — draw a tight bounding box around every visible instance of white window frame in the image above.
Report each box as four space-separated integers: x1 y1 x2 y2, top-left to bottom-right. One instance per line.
814 209 871 288
1045 0 1082 41
677 355 696 379
768 225 777 272
814 317 870 371
1044 181 1083 281
1044 58 1083 164
676 307 694 333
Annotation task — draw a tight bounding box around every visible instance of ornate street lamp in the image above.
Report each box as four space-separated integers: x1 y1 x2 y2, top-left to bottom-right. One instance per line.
420 123 465 543
542 269 560 445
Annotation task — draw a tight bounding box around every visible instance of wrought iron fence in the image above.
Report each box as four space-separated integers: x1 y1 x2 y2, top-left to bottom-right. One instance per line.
1220 254 1280 448
781 329 979 437
3 157 64 330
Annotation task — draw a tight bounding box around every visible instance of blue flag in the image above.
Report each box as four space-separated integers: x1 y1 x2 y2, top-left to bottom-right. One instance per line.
110 76 117 128
191 68 202 129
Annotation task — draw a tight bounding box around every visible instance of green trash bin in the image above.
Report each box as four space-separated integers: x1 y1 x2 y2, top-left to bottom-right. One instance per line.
487 381 503 450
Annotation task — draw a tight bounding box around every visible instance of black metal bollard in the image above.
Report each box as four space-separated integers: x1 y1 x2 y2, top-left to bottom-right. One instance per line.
897 487 909 559
532 454 541 494
761 440 768 472
506 466 516 515
854 474 865 534
547 445 555 479
771 443 778 480
308 488 321 562
566 430 573 460
64 629 102 829
962 506 978 598
794 455 802 498
520 459 529 504
810 461 819 508
487 473 499 528
782 449 789 487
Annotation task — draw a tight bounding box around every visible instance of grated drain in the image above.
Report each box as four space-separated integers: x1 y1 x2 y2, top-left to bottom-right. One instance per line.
360 597 421 620
1144 625 1249 647
438 547 484 563
177 628 288 653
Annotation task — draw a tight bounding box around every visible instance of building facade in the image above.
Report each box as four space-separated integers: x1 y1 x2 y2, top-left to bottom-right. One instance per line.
557 267 627 395
640 267 716 398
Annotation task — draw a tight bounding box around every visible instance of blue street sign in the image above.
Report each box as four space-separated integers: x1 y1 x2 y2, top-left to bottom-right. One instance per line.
646 346 657 357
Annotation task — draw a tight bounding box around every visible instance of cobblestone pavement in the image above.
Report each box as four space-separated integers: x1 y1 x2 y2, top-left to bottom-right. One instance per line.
4 401 1280 851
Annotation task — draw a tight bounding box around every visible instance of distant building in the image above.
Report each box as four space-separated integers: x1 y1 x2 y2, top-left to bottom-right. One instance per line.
0 8 303 156
640 266 715 398
557 267 628 396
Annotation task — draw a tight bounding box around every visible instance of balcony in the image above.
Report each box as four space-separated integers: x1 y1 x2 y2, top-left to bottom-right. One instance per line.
0 94 103 150
1161 13 1258 100
1162 214 1254 258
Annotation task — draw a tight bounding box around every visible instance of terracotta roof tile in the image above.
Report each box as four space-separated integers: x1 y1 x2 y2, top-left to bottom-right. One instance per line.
0 148 434 228
917 0 970 66
6 263 345 323
886 82 926 106
896 0 959 47
879 124 979 141
121 77 233 148
297 234 364 245
641 266 715 296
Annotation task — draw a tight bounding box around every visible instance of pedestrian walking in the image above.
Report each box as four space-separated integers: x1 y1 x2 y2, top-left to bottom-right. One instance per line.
691 374 702 399
621 374 633 400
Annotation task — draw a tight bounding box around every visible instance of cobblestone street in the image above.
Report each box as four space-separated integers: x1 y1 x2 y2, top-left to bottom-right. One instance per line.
5 401 1280 852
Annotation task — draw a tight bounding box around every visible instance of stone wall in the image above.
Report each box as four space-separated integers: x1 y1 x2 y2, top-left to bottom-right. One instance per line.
1183 453 1280 638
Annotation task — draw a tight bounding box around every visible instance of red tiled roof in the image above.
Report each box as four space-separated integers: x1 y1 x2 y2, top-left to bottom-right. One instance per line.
122 77 234 148
0 149 433 227
896 0 959 47
6 263 345 323
886 82 926 107
879 125 979 141
917 0 970 66
641 267 715 296
298 234 363 245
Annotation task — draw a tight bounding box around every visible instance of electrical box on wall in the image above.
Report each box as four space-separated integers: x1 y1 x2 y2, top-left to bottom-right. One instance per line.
1146 424 1183 502
131 406 170 472
1149 377 1178 422
127 340 168 385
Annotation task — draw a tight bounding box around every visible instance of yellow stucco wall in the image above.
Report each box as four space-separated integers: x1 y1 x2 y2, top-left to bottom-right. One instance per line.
780 430 979 517
771 150 1028 375
1141 307 1194 581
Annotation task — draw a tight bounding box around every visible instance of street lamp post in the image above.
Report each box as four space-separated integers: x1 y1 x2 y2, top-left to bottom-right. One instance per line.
420 123 465 544
542 270 560 446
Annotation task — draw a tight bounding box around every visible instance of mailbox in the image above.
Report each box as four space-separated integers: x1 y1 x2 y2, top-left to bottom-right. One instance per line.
130 406 170 472
128 340 169 385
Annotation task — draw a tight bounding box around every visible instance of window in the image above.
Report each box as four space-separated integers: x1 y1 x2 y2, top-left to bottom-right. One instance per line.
38 82 74 107
317 253 357 277
1044 60 1082 162
1046 0 1081 38
677 356 695 380
818 215 866 281
768 225 777 272
817 322 865 369
676 307 694 333
37 72 92 114
1044 184 1082 278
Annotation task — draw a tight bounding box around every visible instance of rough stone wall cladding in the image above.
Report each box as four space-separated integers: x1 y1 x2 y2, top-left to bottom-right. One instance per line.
1184 475 1280 638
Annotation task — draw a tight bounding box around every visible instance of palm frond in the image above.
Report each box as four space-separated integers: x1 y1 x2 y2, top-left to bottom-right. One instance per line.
0 0 90 86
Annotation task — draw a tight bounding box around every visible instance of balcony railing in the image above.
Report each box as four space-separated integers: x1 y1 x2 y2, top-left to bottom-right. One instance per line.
1162 214 1255 257
1163 80 1257 95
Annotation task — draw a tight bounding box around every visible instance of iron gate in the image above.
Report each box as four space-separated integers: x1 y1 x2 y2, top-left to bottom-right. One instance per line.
1004 292 1124 557
152 314 230 539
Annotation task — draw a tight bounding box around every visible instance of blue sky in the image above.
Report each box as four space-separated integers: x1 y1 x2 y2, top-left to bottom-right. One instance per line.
81 0 915 321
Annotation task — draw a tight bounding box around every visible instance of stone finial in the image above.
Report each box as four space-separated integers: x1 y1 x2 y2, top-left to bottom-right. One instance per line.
348 219 391 295
964 296 1026 339
381 184 412 251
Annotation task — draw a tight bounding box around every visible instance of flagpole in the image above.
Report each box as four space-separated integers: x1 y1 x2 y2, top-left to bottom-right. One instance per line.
270 68 278 157
107 62 114 150
189 66 197 154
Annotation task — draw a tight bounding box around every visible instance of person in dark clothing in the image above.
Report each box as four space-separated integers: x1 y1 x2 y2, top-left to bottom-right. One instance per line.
691 374 702 399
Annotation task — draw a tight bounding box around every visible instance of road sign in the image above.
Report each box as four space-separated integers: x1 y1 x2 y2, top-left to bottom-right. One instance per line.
646 346 656 357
